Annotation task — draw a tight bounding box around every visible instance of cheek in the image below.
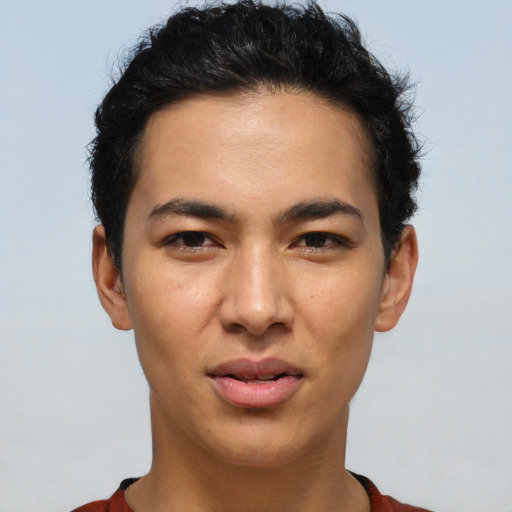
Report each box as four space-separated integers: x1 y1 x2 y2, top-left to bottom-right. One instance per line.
123 263 222 386
127 262 220 334
295 262 383 393
298 267 382 406
297 263 384 344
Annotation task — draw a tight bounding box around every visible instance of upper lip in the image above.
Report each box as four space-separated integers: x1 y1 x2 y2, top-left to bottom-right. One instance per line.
208 358 303 380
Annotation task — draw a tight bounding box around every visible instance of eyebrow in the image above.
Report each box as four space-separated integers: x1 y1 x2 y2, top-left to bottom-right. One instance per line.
279 199 364 224
148 199 234 222
147 198 363 224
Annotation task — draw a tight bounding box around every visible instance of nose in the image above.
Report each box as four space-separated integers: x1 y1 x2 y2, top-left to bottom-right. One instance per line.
218 246 294 337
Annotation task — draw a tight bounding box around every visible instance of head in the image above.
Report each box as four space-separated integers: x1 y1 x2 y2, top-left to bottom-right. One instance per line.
90 0 420 273
90 0 420 470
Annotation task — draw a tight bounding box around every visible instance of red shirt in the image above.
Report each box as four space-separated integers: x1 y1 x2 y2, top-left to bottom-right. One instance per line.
72 474 432 512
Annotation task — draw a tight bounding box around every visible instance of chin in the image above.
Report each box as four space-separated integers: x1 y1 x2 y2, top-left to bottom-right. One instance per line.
202 418 320 469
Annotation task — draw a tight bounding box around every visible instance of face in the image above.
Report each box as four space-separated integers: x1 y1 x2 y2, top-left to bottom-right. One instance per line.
94 91 417 468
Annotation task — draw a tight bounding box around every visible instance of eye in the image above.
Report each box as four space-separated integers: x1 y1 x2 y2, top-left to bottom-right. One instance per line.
293 232 350 251
162 231 218 250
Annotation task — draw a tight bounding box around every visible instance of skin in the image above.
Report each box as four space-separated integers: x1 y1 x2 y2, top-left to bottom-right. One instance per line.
93 91 418 512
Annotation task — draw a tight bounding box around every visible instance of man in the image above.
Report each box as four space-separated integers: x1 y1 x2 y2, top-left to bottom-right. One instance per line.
74 1 429 511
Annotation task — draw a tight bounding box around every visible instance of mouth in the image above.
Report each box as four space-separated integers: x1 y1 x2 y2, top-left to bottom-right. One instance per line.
208 358 304 408
218 372 298 383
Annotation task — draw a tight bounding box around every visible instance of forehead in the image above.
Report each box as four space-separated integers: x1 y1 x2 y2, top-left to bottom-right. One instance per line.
132 91 378 225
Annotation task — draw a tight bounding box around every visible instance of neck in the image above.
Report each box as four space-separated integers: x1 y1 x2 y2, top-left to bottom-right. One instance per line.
125 394 369 512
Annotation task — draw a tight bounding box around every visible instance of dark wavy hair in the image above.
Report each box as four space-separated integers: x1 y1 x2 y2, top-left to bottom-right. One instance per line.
90 0 421 271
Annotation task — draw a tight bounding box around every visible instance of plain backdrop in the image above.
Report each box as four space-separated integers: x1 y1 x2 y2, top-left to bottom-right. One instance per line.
1 1 511 511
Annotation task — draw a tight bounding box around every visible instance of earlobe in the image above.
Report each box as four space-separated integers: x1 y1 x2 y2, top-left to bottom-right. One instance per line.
92 225 133 331
375 225 418 332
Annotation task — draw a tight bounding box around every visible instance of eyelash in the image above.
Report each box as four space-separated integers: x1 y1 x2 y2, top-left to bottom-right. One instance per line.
161 231 219 251
292 232 351 252
161 231 350 252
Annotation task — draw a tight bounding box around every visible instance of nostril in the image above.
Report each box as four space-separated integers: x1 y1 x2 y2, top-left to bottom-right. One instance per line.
223 322 246 334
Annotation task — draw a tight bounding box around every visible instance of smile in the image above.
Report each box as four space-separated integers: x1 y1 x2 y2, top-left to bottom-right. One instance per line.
208 358 304 408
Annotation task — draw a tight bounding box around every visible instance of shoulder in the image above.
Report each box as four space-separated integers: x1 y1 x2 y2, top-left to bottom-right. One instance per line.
71 498 110 512
70 479 137 512
352 473 434 512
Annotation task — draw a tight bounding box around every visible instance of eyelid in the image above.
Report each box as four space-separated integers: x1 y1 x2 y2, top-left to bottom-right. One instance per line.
292 232 353 250
160 230 221 249
159 230 352 251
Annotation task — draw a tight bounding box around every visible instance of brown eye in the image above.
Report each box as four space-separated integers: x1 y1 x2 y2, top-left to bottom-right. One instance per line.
302 233 330 247
292 232 351 253
180 232 208 247
162 231 216 249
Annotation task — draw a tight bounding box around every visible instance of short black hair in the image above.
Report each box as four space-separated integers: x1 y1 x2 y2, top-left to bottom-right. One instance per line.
90 0 421 271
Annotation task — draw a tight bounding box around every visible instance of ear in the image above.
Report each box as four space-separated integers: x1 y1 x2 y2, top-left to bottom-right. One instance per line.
92 225 132 330
375 225 418 332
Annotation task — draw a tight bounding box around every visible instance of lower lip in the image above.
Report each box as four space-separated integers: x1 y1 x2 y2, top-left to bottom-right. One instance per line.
209 376 303 408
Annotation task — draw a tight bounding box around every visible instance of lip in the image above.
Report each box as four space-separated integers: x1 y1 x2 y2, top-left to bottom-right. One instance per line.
208 358 304 408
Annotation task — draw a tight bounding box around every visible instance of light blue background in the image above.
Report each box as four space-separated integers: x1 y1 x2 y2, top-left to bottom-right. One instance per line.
1 1 511 510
